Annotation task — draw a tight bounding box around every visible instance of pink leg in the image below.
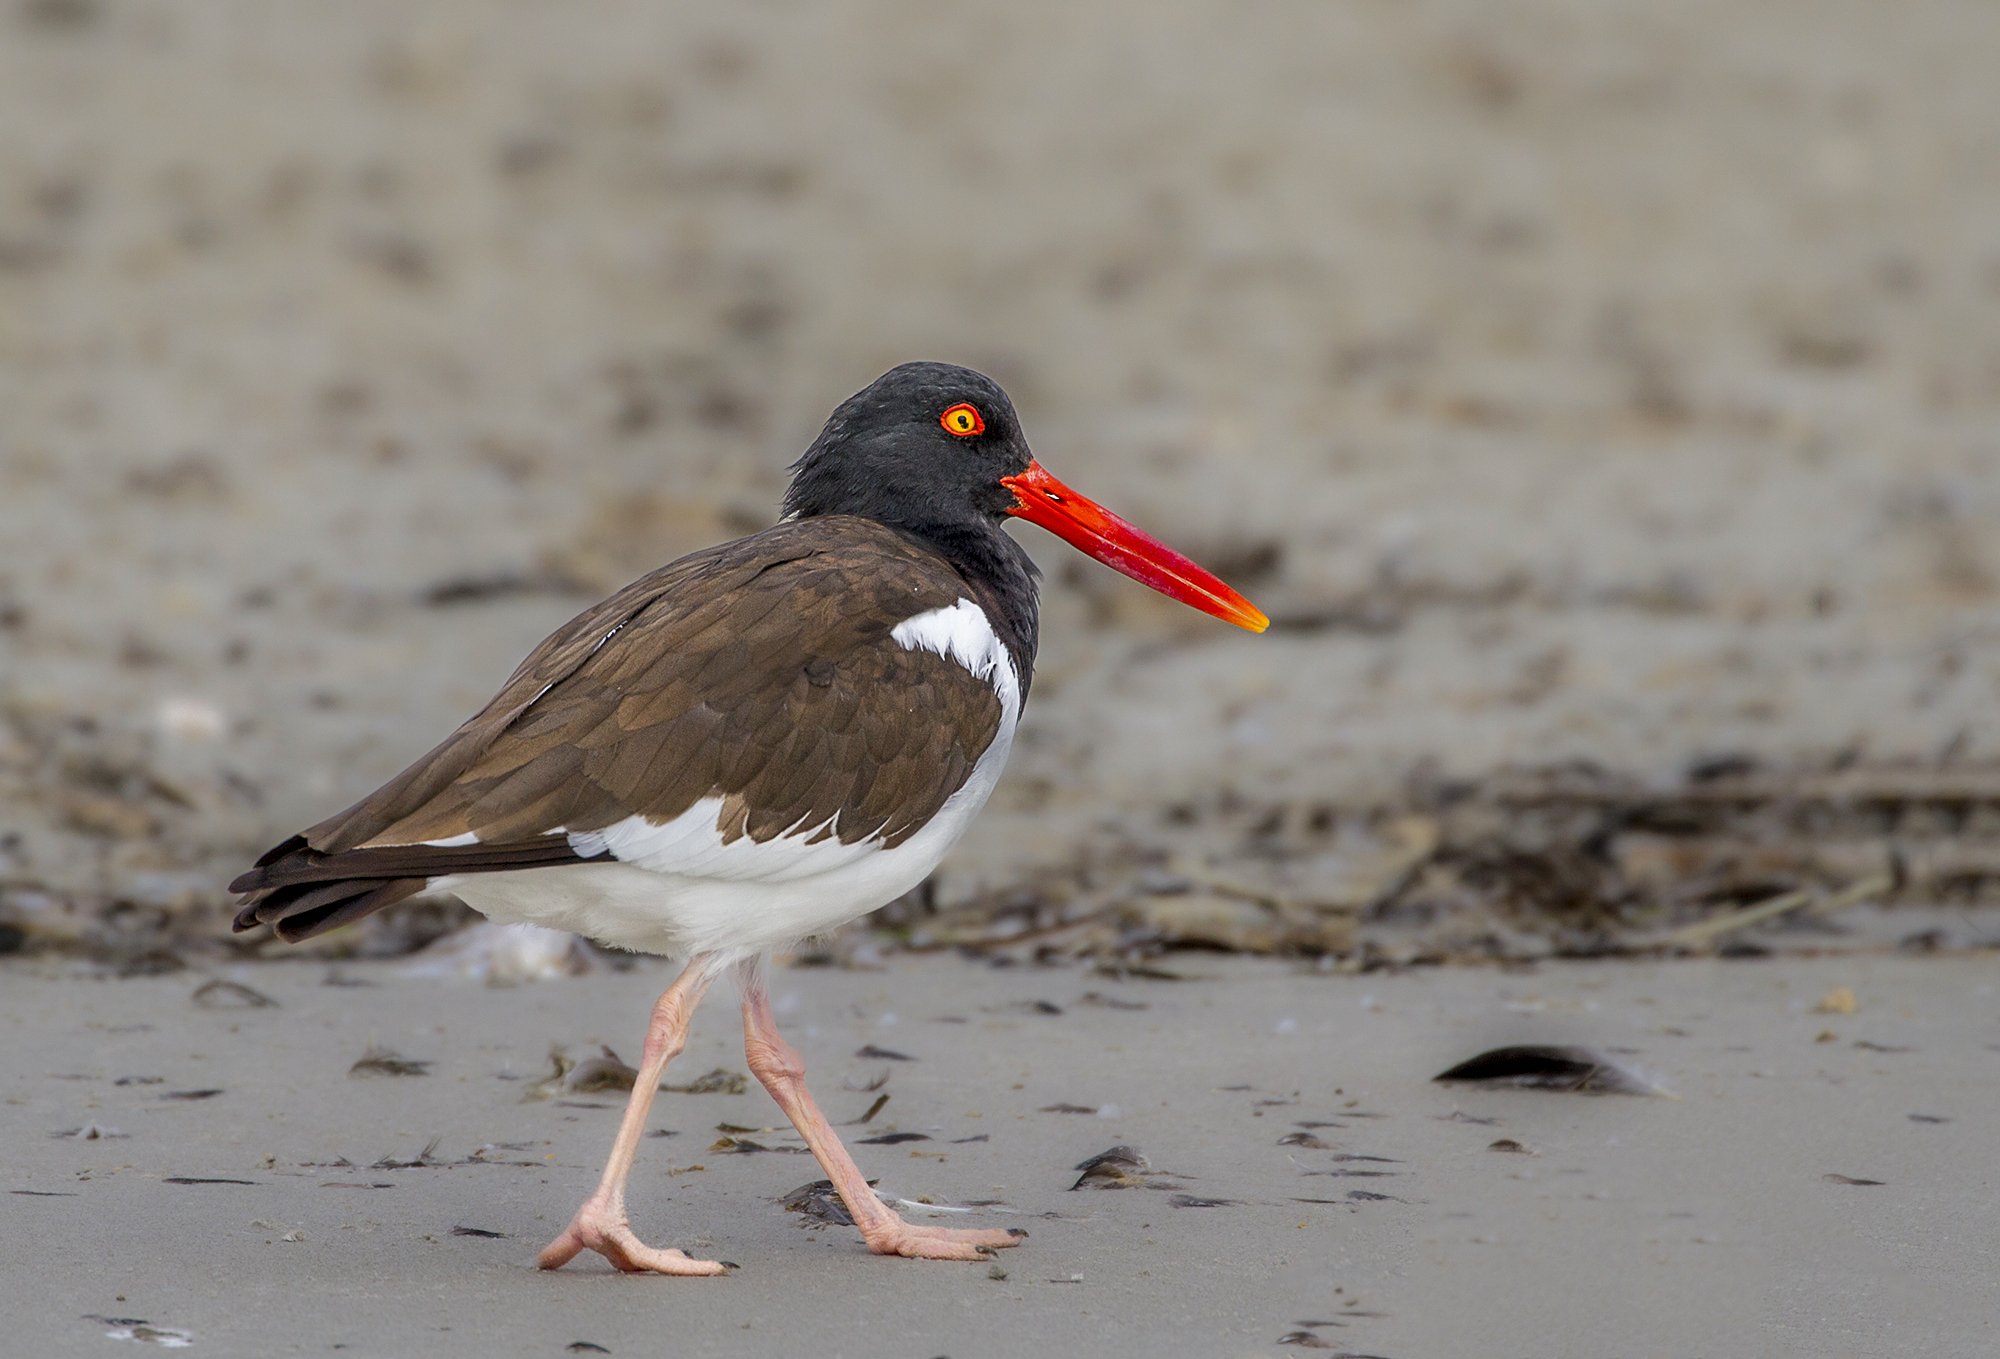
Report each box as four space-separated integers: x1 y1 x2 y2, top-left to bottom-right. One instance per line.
538 956 730 1275
737 959 1026 1261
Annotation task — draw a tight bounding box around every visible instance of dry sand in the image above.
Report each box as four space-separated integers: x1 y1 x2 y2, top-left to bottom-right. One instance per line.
5 952 1994 1358
4 1 1997 932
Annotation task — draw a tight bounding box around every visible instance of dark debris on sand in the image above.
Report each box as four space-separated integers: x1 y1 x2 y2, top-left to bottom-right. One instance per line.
868 755 2000 970
5 753 1997 970
1433 1045 1667 1096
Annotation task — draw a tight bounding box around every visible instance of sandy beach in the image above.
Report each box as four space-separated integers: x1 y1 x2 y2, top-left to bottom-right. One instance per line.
4 3 1999 1355
6 952 1995 1357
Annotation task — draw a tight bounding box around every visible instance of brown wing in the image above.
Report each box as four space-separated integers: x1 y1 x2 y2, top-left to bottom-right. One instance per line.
232 518 1004 939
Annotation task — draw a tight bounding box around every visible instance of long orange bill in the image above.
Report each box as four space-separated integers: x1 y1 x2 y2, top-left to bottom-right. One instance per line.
1001 460 1270 633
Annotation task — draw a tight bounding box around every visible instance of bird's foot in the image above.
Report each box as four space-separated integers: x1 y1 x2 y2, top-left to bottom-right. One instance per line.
537 1203 731 1276
862 1219 1027 1261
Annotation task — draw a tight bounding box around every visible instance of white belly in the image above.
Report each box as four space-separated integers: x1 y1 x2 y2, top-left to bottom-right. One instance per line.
433 802 970 960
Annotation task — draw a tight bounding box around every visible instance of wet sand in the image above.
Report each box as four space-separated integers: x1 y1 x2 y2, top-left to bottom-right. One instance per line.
5 951 1992 1357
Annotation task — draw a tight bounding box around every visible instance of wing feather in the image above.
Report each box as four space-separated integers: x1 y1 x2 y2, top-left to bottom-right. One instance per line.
233 517 1009 934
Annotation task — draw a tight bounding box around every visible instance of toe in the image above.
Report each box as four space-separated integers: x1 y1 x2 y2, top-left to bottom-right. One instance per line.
891 1236 992 1262
905 1224 1025 1250
866 1220 1025 1261
536 1230 585 1270
540 1213 730 1276
612 1241 730 1277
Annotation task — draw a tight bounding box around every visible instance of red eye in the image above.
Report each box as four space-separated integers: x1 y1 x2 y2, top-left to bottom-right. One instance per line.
940 402 985 437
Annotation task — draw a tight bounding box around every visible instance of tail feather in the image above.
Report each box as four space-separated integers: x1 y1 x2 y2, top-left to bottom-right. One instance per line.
231 834 591 943
234 877 430 942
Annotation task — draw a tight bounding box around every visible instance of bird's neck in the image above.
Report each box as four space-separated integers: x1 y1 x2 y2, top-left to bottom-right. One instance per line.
896 518 1041 696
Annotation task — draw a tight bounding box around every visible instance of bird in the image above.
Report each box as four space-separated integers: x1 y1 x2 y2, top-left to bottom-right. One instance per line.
231 361 1267 1274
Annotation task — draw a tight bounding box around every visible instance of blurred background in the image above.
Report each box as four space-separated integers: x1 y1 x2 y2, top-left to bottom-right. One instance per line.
4 0 1997 970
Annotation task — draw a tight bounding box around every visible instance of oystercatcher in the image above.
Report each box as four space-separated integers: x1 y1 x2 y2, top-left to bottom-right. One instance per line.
232 361 1266 1273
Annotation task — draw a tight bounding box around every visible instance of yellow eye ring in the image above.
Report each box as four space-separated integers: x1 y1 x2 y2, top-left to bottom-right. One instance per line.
940 402 986 437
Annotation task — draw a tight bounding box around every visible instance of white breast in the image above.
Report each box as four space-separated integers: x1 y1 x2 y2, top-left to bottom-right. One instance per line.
433 598 1020 962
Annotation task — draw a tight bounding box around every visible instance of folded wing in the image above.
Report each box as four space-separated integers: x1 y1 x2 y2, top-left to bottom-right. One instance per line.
232 518 1006 940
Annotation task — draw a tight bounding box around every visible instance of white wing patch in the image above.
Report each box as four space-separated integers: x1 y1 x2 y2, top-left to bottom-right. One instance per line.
890 598 1021 716
565 802 879 882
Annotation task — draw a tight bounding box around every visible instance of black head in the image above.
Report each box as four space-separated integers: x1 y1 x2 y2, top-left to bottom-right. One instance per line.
779 360 1270 677
783 362 1034 532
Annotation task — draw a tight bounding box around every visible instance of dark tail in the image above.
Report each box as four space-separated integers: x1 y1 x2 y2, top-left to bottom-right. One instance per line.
231 835 587 943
